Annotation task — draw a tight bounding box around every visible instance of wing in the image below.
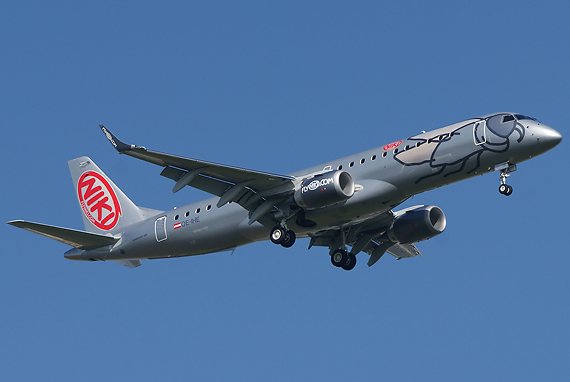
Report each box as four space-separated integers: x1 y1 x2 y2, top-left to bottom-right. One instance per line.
308 209 423 267
7 220 119 250
100 126 297 225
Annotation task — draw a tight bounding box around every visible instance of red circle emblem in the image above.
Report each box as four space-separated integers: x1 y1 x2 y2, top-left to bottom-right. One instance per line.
77 171 122 231
383 140 402 151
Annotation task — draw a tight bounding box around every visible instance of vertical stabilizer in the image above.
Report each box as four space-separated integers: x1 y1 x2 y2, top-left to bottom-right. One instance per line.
69 156 145 233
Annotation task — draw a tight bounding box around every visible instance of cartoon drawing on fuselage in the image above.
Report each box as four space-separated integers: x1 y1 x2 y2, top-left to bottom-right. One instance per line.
394 113 527 185
7 112 562 270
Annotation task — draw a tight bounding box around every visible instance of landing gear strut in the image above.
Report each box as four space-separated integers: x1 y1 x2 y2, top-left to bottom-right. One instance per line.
497 163 516 196
499 171 513 196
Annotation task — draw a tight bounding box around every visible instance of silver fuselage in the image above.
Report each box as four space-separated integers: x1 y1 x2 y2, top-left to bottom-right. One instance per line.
67 114 561 262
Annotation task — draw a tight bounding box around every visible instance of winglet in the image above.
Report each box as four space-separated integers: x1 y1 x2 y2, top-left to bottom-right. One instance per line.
99 125 133 153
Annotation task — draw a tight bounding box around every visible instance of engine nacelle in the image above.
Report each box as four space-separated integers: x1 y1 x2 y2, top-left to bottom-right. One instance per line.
386 205 447 244
294 170 355 209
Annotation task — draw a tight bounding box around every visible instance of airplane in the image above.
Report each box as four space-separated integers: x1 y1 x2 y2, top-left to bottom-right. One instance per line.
7 112 562 270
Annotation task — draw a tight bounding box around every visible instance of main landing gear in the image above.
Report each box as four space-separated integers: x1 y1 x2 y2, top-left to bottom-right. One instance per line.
270 226 296 248
269 225 358 271
330 249 357 271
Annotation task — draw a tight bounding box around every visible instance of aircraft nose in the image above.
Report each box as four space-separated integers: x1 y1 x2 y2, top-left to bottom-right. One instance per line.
536 124 562 151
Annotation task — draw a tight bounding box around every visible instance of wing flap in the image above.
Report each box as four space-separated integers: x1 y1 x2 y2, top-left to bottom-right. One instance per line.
160 166 230 197
7 220 118 250
387 243 422 259
112 259 142 268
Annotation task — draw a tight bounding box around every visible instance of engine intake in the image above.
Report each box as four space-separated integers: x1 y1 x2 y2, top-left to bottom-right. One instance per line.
294 171 355 209
386 205 446 244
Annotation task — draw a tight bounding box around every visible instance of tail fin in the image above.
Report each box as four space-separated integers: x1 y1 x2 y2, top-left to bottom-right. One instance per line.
69 156 146 233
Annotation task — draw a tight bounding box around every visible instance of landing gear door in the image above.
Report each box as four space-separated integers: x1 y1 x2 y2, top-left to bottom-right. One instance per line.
155 216 167 242
473 120 486 145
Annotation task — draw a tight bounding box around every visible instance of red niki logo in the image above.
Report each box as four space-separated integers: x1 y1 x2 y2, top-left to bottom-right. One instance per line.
77 171 122 231
383 140 402 151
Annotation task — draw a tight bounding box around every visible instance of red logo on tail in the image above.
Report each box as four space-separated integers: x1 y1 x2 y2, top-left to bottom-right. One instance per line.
77 171 122 231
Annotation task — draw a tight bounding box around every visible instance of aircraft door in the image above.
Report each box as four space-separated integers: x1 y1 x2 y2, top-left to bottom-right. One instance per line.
474 113 517 146
155 216 167 242
473 120 486 145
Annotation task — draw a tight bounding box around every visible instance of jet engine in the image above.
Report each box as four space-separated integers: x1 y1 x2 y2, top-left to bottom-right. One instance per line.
385 205 446 244
294 170 355 209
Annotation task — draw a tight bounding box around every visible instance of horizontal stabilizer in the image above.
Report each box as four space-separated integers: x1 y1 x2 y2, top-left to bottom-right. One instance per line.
7 220 118 250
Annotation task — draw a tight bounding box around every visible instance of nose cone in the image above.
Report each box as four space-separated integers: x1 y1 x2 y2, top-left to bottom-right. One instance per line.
536 125 562 152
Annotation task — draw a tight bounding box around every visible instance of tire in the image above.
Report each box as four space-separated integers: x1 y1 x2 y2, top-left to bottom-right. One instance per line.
499 184 508 194
281 230 296 248
342 253 357 271
505 185 513 196
331 249 348 267
270 227 287 244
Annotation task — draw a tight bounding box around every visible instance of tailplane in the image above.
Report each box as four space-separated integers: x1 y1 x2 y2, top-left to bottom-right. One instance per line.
69 156 148 233
7 220 119 249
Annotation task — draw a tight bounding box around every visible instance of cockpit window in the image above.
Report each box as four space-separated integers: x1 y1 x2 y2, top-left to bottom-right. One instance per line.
502 115 515 123
514 114 537 121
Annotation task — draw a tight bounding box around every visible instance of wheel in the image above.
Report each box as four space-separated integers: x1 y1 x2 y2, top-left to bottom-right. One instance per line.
499 184 508 194
341 253 357 271
281 230 296 248
331 249 348 267
270 227 287 244
505 185 513 196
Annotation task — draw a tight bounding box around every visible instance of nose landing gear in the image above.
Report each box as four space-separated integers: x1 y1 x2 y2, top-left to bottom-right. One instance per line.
499 183 513 196
497 162 516 196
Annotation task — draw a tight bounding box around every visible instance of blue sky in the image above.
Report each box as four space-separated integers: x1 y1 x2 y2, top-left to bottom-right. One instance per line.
1 1 569 380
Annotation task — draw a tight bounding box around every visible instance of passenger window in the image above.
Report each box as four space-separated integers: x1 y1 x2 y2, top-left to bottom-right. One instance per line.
371 155 377 160
338 165 343 170
394 149 399 154
349 162 354 167
382 152 387 158
206 205 212 211
185 211 189 217
360 158 365 164
196 208 201 214
174 215 179 220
